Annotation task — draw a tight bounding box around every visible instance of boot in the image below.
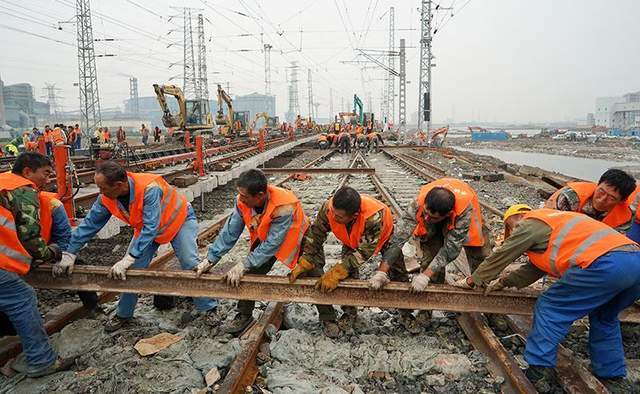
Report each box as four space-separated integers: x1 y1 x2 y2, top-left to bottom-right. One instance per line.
179 307 218 328
524 365 558 393
599 377 634 394
26 357 74 378
104 315 132 333
222 313 254 335
398 312 422 334
321 320 341 339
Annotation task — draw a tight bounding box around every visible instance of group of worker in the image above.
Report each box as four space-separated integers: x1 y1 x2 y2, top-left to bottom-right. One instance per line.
0 124 81 158
318 122 384 154
2 148 640 388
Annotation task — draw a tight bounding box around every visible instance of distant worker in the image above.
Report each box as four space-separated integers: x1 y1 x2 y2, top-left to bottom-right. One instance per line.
58 161 218 331
140 124 149 145
67 125 77 155
153 126 162 143
0 153 70 377
73 124 82 150
355 132 368 153
116 126 126 144
195 170 309 334
102 127 111 143
93 127 103 144
366 130 384 153
43 125 53 156
337 129 351 154
289 186 408 338
317 133 329 149
50 125 66 146
456 205 640 391
545 169 636 233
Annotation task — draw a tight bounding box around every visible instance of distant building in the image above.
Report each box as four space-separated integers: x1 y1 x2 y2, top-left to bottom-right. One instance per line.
233 93 276 120
595 92 640 129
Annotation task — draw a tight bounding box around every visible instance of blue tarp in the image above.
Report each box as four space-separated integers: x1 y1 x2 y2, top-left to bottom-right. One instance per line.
471 130 510 141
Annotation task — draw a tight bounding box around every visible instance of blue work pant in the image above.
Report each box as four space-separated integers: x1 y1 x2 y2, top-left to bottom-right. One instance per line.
627 220 640 244
525 251 640 378
116 208 218 318
0 269 57 369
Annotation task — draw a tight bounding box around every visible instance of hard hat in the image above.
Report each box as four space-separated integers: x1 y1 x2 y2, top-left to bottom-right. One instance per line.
503 204 532 222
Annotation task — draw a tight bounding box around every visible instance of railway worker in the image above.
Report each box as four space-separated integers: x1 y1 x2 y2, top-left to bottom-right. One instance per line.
195 169 309 335
455 205 640 391
43 125 53 156
337 129 351 154
116 126 126 145
545 169 636 233
140 124 149 145
626 185 640 243
317 133 329 149
355 132 368 153
0 152 72 377
58 161 217 332
289 186 410 338
50 125 67 146
153 126 162 143
73 124 82 150
366 129 384 153
67 125 77 155
380 178 493 302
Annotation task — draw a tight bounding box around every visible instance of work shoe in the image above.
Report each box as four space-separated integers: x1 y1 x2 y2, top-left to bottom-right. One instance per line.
599 377 634 394
398 312 422 334
321 320 341 339
524 365 558 393
222 313 254 335
104 315 132 333
25 357 74 378
179 307 218 328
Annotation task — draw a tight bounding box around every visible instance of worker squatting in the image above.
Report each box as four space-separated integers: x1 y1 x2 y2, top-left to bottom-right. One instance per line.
1 152 640 391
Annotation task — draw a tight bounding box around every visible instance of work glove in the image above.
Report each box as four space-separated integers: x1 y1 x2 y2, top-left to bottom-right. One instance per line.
223 261 247 287
315 263 349 293
47 243 62 263
409 273 430 293
452 276 474 290
483 278 505 296
52 251 76 277
368 270 390 291
108 254 136 280
194 258 215 277
288 256 315 284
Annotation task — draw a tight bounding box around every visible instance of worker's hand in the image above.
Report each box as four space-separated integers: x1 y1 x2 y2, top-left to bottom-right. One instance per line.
452 276 474 289
315 263 349 293
47 243 62 263
288 257 315 284
223 261 247 287
410 273 430 293
368 270 390 291
52 251 76 277
108 254 136 280
194 258 215 277
483 278 505 296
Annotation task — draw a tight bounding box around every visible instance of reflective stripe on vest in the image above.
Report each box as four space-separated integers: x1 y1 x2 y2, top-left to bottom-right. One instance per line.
412 178 485 247
524 209 636 277
100 172 188 244
327 195 394 256
51 128 65 144
545 182 632 229
0 172 36 275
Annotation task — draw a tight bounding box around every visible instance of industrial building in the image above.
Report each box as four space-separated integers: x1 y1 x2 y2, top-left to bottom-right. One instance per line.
595 91 640 129
0 76 51 130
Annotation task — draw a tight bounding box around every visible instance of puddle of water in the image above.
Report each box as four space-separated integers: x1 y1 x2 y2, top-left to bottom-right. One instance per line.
457 147 636 181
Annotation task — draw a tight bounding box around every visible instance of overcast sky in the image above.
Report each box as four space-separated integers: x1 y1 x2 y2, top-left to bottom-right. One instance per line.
1 0 639 124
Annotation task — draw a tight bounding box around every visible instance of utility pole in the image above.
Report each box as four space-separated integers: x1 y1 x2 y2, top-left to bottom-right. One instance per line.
417 0 432 132
182 8 198 99
264 44 272 96
196 13 209 100
286 62 299 123
43 83 63 123
307 69 314 119
76 0 101 140
129 77 139 117
329 88 334 121
387 6 395 124
398 38 406 129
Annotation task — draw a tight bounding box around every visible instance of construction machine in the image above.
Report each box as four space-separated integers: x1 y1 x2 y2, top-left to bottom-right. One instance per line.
152 84 214 140
429 126 449 147
353 94 364 124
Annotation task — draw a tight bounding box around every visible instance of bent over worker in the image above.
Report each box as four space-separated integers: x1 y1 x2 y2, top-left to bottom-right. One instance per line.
0 153 71 377
545 169 636 232
289 186 409 338
456 205 640 392
196 169 309 334
382 178 493 295
59 161 217 331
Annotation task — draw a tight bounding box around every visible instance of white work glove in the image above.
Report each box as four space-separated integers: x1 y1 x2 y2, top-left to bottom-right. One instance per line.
368 270 390 291
483 278 505 296
194 258 215 277
410 273 430 293
108 254 137 280
223 261 247 287
52 251 76 277
452 276 474 289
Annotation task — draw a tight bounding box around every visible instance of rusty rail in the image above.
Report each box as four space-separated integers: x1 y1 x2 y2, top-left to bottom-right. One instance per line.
260 167 374 174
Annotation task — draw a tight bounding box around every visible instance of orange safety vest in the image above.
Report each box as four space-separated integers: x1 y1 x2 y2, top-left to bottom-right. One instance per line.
546 182 632 229
413 178 485 246
0 172 36 275
50 128 65 145
626 185 640 222
38 191 59 244
524 209 636 277
237 185 309 269
327 195 394 255
100 172 188 244
318 135 328 143
367 132 377 141
44 129 52 143
103 130 110 141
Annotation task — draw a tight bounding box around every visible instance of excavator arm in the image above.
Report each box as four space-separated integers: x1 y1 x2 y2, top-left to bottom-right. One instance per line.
216 84 234 128
249 112 271 131
353 94 364 124
153 84 186 130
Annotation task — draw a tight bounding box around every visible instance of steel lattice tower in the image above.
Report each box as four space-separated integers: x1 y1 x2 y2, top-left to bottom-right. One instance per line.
129 77 139 117
307 69 314 119
196 14 209 100
182 8 198 99
286 62 300 123
398 38 406 129
387 7 395 124
417 0 432 131
264 44 272 95
43 83 63 123
76 0 101 138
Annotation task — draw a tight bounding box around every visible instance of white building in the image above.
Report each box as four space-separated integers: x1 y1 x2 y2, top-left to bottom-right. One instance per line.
595 92 640 129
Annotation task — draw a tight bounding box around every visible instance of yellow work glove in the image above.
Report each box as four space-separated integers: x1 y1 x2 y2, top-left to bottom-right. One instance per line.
315 263 349 293
288 257 315 284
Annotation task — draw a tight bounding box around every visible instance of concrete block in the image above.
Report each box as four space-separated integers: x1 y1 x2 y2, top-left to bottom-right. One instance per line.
184 188 194 202
189 184 201 198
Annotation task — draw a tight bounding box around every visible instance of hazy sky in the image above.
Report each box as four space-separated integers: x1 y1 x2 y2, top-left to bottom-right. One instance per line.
1 0 639 123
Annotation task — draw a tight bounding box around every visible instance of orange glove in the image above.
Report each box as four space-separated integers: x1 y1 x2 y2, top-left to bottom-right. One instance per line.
288 257 315 284
315 263 349 293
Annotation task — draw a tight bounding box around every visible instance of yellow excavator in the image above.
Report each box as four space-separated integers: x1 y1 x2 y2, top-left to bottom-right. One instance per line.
215 84 234 136
152 84 214 139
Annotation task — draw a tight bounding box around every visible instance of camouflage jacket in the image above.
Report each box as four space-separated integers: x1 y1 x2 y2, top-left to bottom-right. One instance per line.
383 198 471 274
552 187 630 232
0 185 54 262
301 200 385 272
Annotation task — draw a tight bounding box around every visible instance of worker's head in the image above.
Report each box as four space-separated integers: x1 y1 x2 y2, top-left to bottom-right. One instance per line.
424 187 455 224
503 204 532 238
32 127 38 131
12 152 53 189
593 169 636 212
331 186 361 224
95 161 129 199
236 169 268 208
44 125 50 130
75 124 79 128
